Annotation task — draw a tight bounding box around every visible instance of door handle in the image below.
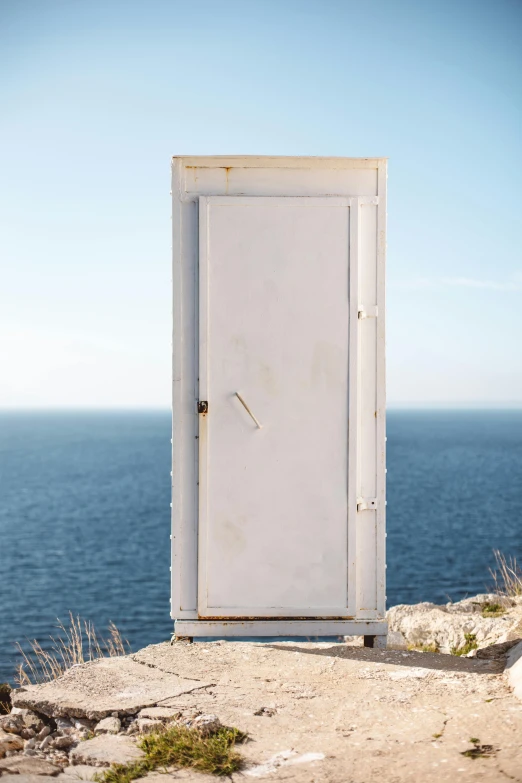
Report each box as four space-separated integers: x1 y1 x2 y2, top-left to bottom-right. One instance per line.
235 392 263 429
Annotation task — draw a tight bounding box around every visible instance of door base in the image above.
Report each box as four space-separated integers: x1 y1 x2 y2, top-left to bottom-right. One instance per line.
174 619 387 638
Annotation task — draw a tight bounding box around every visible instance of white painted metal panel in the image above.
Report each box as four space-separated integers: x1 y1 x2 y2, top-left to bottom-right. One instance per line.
171 157 387 635
184 166 377 199
198 197 352 617
175 619 388 637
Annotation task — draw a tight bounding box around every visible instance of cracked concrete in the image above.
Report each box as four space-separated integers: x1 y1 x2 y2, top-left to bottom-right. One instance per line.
131 640 522 782
7 639 522 782
11 657 213 720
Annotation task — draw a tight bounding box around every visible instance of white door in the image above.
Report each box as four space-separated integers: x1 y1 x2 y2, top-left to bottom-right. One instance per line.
198 196 355 618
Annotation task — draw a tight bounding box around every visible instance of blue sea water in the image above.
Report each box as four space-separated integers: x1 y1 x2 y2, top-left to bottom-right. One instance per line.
0 410 521 684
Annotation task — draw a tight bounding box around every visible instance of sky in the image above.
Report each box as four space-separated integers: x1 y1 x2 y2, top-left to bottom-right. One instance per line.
1 0 521 408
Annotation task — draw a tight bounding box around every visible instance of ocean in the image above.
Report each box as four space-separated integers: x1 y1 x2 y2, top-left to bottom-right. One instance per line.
0 410 521 684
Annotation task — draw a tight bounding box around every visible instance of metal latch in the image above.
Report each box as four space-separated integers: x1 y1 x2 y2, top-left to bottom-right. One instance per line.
357 497 378 512
198 401 208 414
358 306 378 320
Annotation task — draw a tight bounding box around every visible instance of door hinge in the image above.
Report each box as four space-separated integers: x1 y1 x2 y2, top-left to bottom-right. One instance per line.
358 306 378 320
198 400 208 414
357 497 378 512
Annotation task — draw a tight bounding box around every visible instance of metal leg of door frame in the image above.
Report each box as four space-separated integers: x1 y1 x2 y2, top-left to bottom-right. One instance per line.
171 634 194 645
363 634 387 649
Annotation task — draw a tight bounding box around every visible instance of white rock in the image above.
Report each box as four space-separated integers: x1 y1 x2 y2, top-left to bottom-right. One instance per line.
0 755 60 775
0 713 24 734
56 719 74 732
63 764 100 780
94 716 121 735
10 710 45 734
386 630 408 650
56 718 77 736
0 729 24 757
40 734 53 750
505 640 522 702
448 594 514 614
136 718 161 734
3 775 59 783
387 594 522 654
53 735 76 749
70 734 144 767
73 719 94 732
24 712 45 733
37 725 51 741
191 714 221 736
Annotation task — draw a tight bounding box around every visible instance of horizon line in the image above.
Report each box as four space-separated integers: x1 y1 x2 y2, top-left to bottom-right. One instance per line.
0 404 521 412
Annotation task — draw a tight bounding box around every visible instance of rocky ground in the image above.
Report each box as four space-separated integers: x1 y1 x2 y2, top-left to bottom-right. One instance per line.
1 594 521 783
387 592 522 653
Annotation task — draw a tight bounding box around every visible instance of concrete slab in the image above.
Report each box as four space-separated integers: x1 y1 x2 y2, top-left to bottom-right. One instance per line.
133 640 522 782
0 756 61 776
134 771 215 783
137 707 180 720
6 634 522 782
12 657 213 720
0 777 62 783
69 735 144 767
58 765 99 780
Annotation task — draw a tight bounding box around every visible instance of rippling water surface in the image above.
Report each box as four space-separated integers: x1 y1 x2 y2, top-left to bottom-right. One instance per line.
1 410 521 683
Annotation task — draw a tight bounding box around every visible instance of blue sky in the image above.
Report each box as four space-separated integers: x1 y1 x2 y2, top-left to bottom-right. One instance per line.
1 0 521 408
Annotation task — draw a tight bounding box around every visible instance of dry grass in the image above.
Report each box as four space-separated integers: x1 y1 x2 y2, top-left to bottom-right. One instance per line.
407 642 440 653
0 683 12 714
490 550 522 598
15 613 129 686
